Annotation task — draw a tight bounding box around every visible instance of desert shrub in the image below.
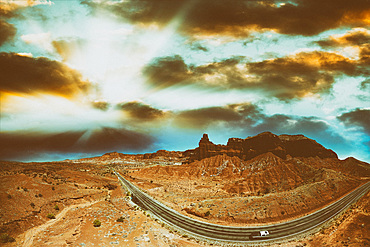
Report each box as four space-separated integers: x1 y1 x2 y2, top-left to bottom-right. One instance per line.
47 213 55 219
205 211 211 217
54 205 59 210
38 193 42 197
7 194 11 199
30 202 35 207
93 219 101 227
23 188 28 192
0 233 15 243
106 184 117 190
52 186 55 191
116 216 124 222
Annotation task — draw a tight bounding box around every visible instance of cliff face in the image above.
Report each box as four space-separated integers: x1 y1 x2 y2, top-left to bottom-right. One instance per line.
185 132 338 162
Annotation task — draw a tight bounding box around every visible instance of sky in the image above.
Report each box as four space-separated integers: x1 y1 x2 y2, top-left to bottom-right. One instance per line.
0 0 369 162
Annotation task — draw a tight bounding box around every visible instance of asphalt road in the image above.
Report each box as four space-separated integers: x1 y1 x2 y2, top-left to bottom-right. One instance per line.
115 171 369 244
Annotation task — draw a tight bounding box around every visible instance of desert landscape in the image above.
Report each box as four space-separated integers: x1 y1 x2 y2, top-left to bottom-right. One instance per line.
1 132 369 246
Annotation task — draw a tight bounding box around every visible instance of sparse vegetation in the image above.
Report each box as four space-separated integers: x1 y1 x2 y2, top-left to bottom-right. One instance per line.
7 194 12 199
30 202 35 208
0 233 15 243
52 186 55 190
116 216 124 222
106 183 117 190
47 213 55 219
54 205 59 210
93 219 101 227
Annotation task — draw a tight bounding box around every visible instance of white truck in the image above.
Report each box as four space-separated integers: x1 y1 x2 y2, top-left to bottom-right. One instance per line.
250 230 270 239
259 230 269 236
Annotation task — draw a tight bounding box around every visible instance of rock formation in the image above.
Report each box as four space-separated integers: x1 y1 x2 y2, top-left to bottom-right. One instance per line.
184 132 338 162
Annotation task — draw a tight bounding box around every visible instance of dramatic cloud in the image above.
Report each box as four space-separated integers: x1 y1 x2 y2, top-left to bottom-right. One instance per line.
359 44 370 66
0 53 91 97
0 131 85 161
245 51 361 100
144 52 363 100
82 0 370 36
79 127 155 152
1 1 369 162
0 127 154 161
174 103 261 129
338 108 370 135
117 101 166 121
0 19 16 46
316 29 370 48
143 55 191 89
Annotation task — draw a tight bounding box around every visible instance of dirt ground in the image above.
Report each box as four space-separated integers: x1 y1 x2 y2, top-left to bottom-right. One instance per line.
0 160 368 247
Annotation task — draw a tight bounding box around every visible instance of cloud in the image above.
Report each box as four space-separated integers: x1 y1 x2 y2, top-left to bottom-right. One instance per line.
144 52 363 100
143 55 191 89
117 101 167 121
252 115 333 137
21 32 54 52
245 51 361 100
189 42 208 52
0 19 16 46
174 103 261 129
360 79 370 90
0 127 155 161
359 44 370 66
52 38 86 61
0 0 54 47
0 52 91 97
0 131 85 161
315 29 370 48
92 100 110 111
79 127 155 152
82 0 370 36
338 108 370 135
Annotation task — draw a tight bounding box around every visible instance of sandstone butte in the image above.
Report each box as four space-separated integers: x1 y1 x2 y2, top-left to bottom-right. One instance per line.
184 132 338 162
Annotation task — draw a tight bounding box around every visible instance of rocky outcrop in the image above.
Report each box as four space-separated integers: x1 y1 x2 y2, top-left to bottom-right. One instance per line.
185 132 338 162
143 150 183 159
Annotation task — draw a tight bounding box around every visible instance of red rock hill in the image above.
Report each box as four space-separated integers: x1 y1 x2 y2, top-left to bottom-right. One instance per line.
184 132 337 162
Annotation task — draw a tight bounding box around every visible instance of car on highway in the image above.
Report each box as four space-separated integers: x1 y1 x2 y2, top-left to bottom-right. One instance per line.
249 230 270 239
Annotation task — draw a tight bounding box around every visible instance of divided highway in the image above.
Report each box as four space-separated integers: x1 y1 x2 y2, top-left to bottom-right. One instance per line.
115 171 370 244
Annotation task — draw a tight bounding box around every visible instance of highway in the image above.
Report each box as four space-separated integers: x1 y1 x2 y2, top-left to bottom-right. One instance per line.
114 171 370 244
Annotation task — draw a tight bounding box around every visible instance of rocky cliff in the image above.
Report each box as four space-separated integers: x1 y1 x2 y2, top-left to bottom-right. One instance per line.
184 132 338 162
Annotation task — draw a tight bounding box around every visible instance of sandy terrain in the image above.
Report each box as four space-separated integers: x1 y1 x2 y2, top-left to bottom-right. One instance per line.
0 162 201 247
129 154 366 226
0 154 368 247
